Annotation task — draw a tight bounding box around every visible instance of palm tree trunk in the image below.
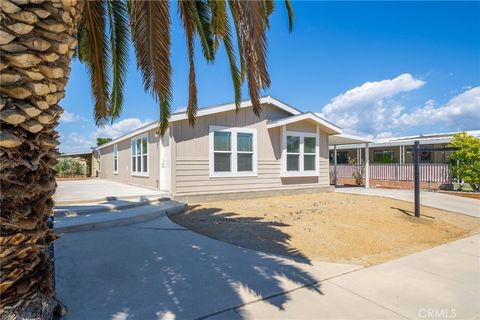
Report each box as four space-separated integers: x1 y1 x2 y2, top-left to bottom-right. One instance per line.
1 0 83 318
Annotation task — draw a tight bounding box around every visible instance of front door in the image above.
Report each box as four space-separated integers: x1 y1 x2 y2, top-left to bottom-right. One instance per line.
159 129 170 192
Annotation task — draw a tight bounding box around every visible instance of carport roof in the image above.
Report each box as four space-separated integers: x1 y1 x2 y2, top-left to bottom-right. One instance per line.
329 133 374 146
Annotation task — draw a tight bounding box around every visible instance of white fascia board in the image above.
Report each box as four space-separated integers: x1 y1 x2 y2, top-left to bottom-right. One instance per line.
169 96 302 123
95 122 158 151
267 112 342 134
329 133 375 145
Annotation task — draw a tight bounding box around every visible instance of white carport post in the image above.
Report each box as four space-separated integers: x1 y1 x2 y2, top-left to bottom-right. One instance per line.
333 145 337 187
365 143 370 188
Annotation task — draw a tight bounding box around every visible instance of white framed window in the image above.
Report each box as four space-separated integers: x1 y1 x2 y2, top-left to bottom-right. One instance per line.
282 129 319 177
113 144 119 174
209 126 257 177
131 134 148 176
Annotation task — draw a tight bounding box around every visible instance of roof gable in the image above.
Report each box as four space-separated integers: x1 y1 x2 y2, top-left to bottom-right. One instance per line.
266 112 342 135
169 96 301 122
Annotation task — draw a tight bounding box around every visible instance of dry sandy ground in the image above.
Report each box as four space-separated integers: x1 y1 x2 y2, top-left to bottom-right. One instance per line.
170 192 480 266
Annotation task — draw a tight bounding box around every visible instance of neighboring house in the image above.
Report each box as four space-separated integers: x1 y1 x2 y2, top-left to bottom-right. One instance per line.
329 130 480 165
58 150 99 177
95 96 343 200
328 130 480 190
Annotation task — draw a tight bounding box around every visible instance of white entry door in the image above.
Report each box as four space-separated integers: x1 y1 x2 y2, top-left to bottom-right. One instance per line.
159 129 171 192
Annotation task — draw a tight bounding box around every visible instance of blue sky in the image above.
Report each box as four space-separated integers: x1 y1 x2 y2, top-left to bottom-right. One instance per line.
59 1 480 152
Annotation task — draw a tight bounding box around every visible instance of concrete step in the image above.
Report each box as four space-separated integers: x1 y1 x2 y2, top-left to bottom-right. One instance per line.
54 192 170 206
54 195 171 217
54 201 187 233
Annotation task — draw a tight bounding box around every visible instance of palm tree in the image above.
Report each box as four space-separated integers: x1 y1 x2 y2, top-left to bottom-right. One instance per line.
0 0 293 318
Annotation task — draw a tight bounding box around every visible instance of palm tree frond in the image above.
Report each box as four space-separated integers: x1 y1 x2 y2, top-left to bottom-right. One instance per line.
285 0 294 32
228 0 246 82
209 0 227 37
231 0 270 116
81 1 110 125
76 19 91 63
222 20 242 110
107 0 130 122
178 0 198 125
192 0 215 62
130 0 172 134
263 0 274 28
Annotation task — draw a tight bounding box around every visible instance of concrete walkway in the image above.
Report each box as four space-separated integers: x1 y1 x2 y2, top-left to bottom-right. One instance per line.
55 214 480 320
336 187 480 218
233 234 480 320
54 179 168 205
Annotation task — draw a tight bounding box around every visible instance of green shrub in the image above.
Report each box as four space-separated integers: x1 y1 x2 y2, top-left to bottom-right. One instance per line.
349 158 365 186
55 158 87 177
450 132 480 191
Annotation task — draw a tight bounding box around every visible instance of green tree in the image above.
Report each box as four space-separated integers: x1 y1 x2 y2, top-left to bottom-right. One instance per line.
54 158 87 177
96 137 113 146
450 132 480 191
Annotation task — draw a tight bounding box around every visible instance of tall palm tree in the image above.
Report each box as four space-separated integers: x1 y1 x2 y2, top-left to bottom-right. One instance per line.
0 0 293 318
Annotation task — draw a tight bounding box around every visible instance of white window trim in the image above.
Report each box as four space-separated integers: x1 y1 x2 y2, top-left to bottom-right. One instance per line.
281 127 320 177
130 133 149 177
209 125 257 177
113 144 119 174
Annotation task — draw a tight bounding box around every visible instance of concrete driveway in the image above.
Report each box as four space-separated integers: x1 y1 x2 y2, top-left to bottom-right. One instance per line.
55 214 480 320
54 179 167 205
336 187 480 218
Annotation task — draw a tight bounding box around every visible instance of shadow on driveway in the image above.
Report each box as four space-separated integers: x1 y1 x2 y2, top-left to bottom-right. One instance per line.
171 205 312 264
54 214 332 319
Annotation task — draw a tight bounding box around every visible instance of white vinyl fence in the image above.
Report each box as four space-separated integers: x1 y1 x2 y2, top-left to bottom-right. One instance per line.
332 163 452 183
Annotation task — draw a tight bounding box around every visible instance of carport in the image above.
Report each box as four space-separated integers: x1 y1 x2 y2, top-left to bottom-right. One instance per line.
329 134 375 188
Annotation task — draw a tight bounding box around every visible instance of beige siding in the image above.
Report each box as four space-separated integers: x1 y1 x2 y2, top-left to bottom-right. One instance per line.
99 128 160 189
172 103 331 196
286 119 317 133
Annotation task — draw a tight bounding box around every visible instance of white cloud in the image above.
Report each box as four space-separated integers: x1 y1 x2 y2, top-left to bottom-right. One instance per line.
394 87 480 130
60 132 94 153
320 74 480 136
320 73 425 135
95 118 152 139
60 111 84 123
376 131 395 139
59 118 152 153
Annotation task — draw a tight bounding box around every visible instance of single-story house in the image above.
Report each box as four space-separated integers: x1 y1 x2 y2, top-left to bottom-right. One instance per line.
95 96 348 200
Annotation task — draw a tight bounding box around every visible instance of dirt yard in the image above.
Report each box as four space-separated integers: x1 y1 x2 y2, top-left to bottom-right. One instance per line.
170 192 480 266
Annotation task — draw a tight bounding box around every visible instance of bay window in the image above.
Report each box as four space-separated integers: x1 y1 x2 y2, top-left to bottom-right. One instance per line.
283 130 319 176
209 126 257 177
131 134 148 176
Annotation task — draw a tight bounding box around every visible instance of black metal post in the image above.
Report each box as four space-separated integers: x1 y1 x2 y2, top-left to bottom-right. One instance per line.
414 141 420 217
